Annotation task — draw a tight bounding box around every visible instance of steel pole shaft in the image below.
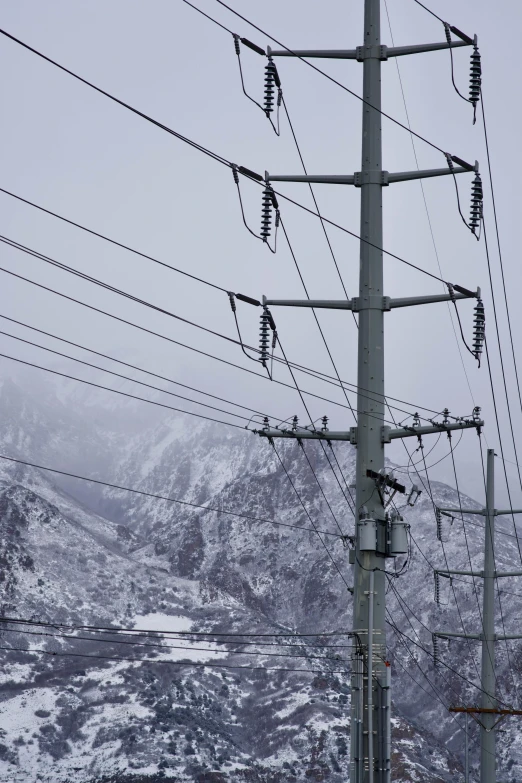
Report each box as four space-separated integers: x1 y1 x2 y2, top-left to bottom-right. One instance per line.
351 0 387 781
481 449 496 783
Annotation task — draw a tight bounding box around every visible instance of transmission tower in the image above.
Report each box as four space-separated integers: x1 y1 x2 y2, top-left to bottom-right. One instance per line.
252 0 483 779
434 449 522 783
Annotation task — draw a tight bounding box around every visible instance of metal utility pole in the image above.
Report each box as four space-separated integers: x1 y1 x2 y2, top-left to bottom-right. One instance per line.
435 449 522 783
253 1 482 779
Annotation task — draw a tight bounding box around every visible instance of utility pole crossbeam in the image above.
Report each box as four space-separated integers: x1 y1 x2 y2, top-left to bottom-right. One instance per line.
434 450 522 783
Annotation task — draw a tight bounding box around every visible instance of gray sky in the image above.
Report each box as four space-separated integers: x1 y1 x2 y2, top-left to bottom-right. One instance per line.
1 0 521 506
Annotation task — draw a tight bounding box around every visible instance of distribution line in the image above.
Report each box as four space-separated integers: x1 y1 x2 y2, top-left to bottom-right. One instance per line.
0 452 342 539
270 442 352 591
385 600 514 709
0 188 227 293
0 237 436 426
480 93 522 425
0 644 351 676
0 626 350 664
385 402 482 681
0 29 449 284
0 351 251 431
0 327 271 424
209 0 446 154
0 263 389 423
383 0 480 415
275 331 356 517
0 313 273 421
1 615 354 639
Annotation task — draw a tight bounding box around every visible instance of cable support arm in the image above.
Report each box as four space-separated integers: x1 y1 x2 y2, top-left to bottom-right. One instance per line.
265 159 476 188
437 506 522 516
254 418 483 444
266 40 470 60
263 288 479 312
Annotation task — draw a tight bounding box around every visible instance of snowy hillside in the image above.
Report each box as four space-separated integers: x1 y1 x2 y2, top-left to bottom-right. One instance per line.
0 375 520 782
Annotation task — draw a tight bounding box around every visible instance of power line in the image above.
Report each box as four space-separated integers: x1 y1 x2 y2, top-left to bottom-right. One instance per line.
0 626 351 664
0 237 435 426
269 441 352 590
480 92 522 430
0 188 227 293
0 644 351 676
207 0 447 155
0 615 354 639
411 0 445 24
0 452 342 539
382 0 480 416
0 32 449 285
0 326 272 424
0 350 250 431
0 313 272 422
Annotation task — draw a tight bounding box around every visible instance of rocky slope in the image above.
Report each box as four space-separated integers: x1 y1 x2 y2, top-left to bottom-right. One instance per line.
0 374 520 782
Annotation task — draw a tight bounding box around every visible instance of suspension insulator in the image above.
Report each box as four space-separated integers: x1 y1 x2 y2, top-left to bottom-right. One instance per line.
233 34 241 57
432 634 440 670
469 174 483 234
259 310 270 367
264 57 277 117
436 507 442 541
473 298 485 361
469 47 482 109
434 572 441 606
260 186 273 241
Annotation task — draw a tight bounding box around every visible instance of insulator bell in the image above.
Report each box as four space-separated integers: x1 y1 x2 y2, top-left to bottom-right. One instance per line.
469 47 482 109
432 634 440 669
473 298 485 361
260 186 273 241
264 57 277 117
436 507 442 541
469 174 483 234
259 310 271 367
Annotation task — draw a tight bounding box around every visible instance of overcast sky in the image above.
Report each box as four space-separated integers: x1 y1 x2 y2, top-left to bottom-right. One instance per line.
1 0 521 507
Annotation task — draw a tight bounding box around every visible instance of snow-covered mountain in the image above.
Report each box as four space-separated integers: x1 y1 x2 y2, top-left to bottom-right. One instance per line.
0 374 520 782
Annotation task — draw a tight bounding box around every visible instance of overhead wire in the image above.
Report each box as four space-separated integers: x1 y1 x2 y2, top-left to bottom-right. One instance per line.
0 326 274 424
0 29 451 285
382 0 480 418
480 92 522 429
0 626 351 665
0 644 351 676
0 313 273 422
0 453 342 539
269 442 352 592
0 235 441 427
208 0 447 155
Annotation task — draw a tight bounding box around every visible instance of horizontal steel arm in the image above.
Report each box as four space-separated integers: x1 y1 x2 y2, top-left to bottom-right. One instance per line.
438 507 522 516
437 569 522 578
265 166 474 187
435 631 481 640
262 290 479 312
438 507 485 515
266 40 470 60
254 428 355 443
382 419 483 442
254 418 483 445
437 569 482 577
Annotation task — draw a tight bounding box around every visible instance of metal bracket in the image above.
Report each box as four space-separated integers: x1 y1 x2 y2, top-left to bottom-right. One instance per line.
356 45 388 61
349 427 358 445
354 170 389 186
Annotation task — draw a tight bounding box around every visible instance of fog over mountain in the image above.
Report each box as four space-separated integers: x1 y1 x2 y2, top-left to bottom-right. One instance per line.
0 374 521 782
